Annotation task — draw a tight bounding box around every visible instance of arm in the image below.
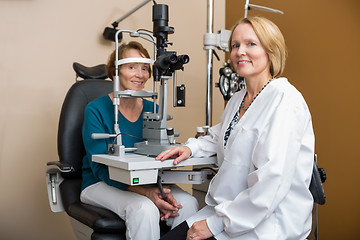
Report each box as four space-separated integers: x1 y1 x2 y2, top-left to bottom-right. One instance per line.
82 104 129 190
156 123 222 164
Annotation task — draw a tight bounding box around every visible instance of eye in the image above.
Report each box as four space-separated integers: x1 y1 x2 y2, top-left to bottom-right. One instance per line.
248 42 256 46
231 43 240 49
142 65 149 71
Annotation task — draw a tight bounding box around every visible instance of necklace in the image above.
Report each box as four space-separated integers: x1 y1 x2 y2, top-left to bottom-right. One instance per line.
241 78 272 111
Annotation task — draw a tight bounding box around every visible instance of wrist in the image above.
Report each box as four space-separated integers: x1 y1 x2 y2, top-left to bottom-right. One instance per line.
128 185 147 197
206 215 224 237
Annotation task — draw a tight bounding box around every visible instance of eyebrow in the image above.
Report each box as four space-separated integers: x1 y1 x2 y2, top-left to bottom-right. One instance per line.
126 62 150 66
232 37 258 42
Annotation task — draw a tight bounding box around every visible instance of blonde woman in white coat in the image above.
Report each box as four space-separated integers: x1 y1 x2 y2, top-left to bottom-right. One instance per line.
157 16 315 240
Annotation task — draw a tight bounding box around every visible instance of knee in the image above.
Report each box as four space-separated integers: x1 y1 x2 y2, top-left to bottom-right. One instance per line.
127 197 160 220
186 195 199 211
177 194 199 213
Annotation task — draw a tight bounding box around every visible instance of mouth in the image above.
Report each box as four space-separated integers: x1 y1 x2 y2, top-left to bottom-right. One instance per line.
237 60 251 65
131 80 144 85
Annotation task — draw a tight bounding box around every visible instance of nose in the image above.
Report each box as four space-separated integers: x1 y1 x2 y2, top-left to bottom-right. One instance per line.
134 66 145 78
236 45 246 56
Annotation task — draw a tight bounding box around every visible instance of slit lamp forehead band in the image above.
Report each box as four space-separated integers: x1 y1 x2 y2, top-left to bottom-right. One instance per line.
116 57 155 66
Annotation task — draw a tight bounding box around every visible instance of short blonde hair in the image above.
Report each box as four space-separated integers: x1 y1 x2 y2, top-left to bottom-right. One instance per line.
106 41 151 80
228 16 287 78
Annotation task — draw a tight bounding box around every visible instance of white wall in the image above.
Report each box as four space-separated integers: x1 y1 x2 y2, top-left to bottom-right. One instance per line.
0 0 225 239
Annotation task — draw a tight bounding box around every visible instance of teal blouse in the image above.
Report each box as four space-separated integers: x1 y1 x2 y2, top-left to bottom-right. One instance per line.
81 95 155 191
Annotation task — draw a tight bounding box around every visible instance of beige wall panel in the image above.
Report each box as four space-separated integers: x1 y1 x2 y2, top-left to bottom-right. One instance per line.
0 0 225 239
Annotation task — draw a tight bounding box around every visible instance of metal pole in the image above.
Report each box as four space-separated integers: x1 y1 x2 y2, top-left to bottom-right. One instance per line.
244 0 250 18
113 0 152 25
206 0 214 127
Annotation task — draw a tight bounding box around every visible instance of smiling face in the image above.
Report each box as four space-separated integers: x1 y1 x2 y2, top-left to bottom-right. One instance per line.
229 23 271 81
119 48 150 91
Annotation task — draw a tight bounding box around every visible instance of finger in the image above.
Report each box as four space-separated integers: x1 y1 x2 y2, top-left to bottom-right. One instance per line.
187 231 195 240
156 151 173 161
163 188 171 194
163 210 172 219
161 209 180 220
173 147 191 165
162 188 176 204
155 150 168 160
160 211 170 221
158 199 179 212
173 154 188 165
165 192 179 207
156 147 180 160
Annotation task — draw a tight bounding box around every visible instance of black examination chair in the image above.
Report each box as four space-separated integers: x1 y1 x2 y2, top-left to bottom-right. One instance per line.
45 63 171 240
46 63 127 240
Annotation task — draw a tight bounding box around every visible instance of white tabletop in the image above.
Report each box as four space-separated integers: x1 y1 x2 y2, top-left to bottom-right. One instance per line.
93 153 217 171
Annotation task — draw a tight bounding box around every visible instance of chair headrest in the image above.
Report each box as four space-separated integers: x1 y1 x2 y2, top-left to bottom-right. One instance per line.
73 62 108 80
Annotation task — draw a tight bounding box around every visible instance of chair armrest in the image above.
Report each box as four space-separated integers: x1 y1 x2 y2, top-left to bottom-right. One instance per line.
47 161 74 173
309 158 326 205
46 161 74 212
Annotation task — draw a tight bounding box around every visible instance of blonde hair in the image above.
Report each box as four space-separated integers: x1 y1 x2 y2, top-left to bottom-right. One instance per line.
106 41 151 80
228 16 287 78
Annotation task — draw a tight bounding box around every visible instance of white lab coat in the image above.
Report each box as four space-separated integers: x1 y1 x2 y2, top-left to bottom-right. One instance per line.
186 78 314 240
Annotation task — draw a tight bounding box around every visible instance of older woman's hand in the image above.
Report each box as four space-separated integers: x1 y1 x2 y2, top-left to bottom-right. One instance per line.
145 187 182 220
156 146 192 165
127 186 182 220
